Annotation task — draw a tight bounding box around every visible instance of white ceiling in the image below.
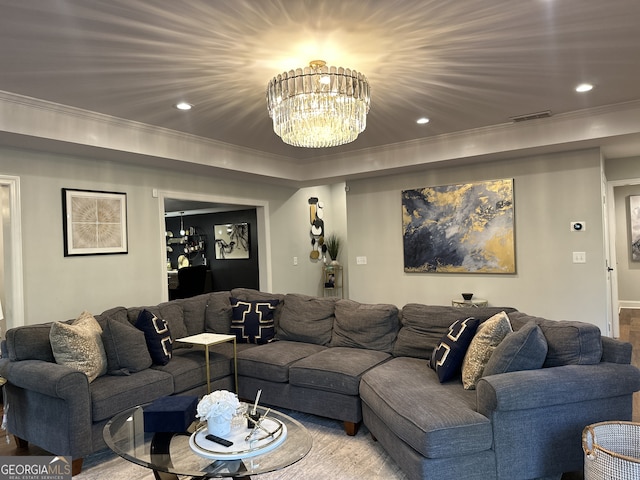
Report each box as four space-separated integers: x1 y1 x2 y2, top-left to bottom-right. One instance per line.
1 0 640 170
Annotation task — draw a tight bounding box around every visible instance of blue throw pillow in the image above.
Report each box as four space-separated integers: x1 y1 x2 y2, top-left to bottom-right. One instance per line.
230 297 279 344
135 309 173 365
430 317 480 382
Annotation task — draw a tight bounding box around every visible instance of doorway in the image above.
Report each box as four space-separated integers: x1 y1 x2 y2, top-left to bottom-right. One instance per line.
0 175 24 335
606 177 640 338
156 190 272 301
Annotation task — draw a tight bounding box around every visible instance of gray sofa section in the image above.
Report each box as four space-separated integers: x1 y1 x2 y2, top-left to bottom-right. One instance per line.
1 289 639 480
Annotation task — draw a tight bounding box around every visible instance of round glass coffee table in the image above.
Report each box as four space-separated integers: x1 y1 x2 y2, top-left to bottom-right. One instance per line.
104 404 312 479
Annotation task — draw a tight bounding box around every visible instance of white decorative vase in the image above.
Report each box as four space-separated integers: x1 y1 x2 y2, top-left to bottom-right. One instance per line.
207 416 231 437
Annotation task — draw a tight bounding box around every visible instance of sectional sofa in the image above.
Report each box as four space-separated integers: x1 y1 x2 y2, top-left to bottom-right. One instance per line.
1 288 638 480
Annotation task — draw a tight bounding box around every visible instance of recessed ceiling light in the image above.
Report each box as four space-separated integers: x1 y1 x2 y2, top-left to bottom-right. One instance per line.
575 83 593 93
416 117 430 124
175 102 193 110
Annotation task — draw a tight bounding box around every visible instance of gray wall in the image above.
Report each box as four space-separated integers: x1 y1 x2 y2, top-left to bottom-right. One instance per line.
0 146 347 326
344 149 608 332
0 143 619 335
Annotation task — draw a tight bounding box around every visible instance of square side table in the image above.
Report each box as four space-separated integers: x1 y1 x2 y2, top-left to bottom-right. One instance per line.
175 333 237 394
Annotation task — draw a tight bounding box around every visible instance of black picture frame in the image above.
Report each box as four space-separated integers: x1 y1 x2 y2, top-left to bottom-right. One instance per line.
62 188 128 256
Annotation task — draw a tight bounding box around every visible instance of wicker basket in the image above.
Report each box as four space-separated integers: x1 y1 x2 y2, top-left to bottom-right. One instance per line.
583 421 640 479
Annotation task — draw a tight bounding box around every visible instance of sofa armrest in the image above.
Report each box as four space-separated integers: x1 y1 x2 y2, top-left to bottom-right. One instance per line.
477 363 640 479
477 363 640 414
2 359 89 399
1 359 93 459
601 336 632 364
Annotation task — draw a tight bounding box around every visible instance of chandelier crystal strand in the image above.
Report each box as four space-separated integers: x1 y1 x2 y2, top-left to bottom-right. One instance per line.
266 60 371 148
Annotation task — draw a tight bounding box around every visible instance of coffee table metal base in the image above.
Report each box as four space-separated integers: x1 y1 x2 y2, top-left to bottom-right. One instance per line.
150 432 252 480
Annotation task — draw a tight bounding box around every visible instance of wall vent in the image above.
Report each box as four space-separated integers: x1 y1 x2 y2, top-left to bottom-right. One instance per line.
509 110 552 122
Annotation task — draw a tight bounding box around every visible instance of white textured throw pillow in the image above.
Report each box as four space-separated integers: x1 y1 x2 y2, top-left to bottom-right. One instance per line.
50 311 108 382
461 311 512 390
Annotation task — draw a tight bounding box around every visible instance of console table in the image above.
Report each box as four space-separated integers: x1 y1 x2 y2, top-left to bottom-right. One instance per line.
451 298 488 308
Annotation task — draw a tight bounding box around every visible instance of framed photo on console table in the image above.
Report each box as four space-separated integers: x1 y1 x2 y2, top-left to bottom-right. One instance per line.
62 188 128 256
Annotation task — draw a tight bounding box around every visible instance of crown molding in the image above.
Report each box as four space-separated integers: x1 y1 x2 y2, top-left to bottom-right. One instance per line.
1 90 640 186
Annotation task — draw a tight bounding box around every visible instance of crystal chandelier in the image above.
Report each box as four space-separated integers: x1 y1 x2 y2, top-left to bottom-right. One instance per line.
266 60 371 148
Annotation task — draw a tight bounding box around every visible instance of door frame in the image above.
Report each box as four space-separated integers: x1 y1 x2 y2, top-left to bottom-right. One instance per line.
606 176 640 338
155 190 272 301
0 175 24 330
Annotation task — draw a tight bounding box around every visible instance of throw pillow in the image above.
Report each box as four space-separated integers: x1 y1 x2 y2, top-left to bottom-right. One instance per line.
230 297 280 344
482 321 548 376
135 309 173 365
101 317 152 375
461 311 513 390
49 311 108 383
429 317 480 383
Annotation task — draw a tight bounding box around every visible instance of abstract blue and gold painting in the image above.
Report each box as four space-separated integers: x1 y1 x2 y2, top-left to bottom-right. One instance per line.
402 179 515 273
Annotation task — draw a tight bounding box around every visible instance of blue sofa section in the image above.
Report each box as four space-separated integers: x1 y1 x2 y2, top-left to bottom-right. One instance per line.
1 288 638 480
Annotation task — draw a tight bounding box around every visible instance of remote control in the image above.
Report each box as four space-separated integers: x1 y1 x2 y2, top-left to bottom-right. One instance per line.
205 434 233 447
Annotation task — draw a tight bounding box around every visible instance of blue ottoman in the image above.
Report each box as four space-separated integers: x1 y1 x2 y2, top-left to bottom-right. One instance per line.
143 395 199 433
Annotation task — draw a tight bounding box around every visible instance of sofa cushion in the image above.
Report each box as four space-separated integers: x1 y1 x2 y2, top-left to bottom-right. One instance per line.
96 306 129 324
230 297 280 344
236 341 326 383
100 317 152 375
277 293 336 345
290 347 390 395
482 321 548 376
508 312 602 367
462 311 512 389
135 309 173 366
90 368 174 422
329 299 399 353
430 317 479 383
205 291 233 334
393 304 517 359
360 357 493 459
49 311 108 383
6 323 55 362
152 348 233 393
128 302 188 341
177 294 210 335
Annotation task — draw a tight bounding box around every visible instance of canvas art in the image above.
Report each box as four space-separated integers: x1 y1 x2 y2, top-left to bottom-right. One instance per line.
402 179 515 273
630 195 640 261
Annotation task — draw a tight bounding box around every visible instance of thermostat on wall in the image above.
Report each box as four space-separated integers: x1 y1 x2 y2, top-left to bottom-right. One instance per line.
570 221 586 232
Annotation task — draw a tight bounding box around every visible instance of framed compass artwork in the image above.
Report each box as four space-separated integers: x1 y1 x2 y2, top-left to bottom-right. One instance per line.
62 188 128 256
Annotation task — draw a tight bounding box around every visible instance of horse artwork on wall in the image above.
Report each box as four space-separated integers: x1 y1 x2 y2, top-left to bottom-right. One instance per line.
401 178 515 274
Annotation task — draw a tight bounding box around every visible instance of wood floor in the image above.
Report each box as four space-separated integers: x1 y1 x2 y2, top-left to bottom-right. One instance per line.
2 308 639 478
618 307 640 422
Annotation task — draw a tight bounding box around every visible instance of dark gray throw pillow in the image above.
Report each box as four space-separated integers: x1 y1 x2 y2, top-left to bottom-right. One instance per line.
101 317 152 375
482 321 548 377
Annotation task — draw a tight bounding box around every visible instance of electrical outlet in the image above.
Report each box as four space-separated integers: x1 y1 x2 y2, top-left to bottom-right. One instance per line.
356 256 367 265
573 252 586 263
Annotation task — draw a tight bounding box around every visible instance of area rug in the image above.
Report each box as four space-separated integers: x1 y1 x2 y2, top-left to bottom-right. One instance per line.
76 410 408 480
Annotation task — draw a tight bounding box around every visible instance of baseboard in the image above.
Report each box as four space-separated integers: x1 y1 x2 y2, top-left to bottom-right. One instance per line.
619 301 640 310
